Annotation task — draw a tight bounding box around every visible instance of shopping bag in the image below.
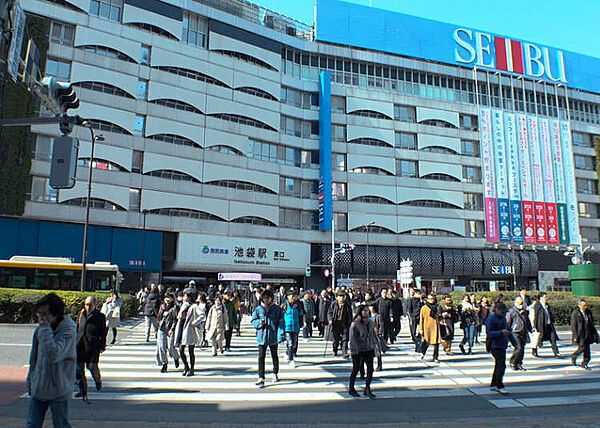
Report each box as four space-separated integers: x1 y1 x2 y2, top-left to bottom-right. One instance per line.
528 330 540 347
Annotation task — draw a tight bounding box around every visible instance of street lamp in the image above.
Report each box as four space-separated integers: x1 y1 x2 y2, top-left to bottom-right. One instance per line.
361 221 375 289
140 209 148 289
79 125 105 292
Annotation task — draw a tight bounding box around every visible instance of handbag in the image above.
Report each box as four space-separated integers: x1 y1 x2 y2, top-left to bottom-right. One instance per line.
528 330 540 347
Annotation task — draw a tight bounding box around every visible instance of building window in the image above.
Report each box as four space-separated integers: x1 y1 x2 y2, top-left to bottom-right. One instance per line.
89 0 123 22
463 166 482 183
136 80 147 100
461 140 480 157
78 158 126 172
30 176 57 203
281 87 318 109
334 213 347 231
45 58 71 81
182 12 208 47
208 180 275 194
279 208 302 229
464 193 483 210
331 96 345 113
134 116 145 136
422 146 458 155
333 153 346 171
465 220 485 238
396 160 418 177
572 132 592 147
395 132 416 150
577 178 598 195
280 116 318 138
393 105 416 122
74 81 134 99
247 139 317 169
460 114 478 131
331 124 346 142
581 227 599 243
140 44 151 65
208 145 242 156
579 202 599 219
129 188 140 212
149 134 200 149
574 155 595 171
351 167 392 175
132 150 143 173
332 182 346 200
32 135 53 161
50 21 75 46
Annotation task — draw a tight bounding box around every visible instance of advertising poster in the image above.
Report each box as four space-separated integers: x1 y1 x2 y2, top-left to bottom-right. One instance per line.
516 115 536 243
560 121 581 246
491 109 511 242
504 112 523 243
479 108 499 242
539 118 559 244
549 120 569 244
527 116 547 243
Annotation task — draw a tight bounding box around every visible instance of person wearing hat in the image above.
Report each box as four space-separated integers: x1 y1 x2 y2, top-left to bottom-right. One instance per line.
327 292 353 358
485 302 517 394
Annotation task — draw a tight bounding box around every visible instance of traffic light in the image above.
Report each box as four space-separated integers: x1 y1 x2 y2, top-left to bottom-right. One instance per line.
50 135 79 189
305 265 311 277
399 259 413 285
40 77 80 134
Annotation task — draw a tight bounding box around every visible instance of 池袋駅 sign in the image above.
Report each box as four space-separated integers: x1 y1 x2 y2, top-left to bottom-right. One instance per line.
454 29 566 83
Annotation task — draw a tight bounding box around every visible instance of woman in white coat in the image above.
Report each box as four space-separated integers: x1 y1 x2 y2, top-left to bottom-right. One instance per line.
101 290 121 344
193 294 209 346
175 291 201 376
206 297 229 356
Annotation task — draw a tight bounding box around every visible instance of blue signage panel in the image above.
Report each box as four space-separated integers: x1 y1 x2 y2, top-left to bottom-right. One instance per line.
316 0 600 94
318 71 333 231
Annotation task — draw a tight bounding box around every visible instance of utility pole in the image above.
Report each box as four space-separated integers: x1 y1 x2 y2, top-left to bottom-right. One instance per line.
331 216 335 289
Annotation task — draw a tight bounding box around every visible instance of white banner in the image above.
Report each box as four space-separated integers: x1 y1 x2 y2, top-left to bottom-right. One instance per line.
504 112 521 200
492 110 509 199
550 120 567 204
516 115 533 201
560 122 581 246
528 116 545 203
539 118 556 203
479 108 496 199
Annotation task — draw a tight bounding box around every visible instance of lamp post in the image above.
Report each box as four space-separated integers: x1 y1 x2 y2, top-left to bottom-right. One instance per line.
361 221 375 288
140 209 148 289
79 126 104 292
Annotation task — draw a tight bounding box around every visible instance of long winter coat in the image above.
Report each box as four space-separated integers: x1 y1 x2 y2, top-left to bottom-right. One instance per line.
533 301 560 341
144 291 160 317
175 302 203 346
419 303 441 345
76 309 107 364
349 319 377 355
317 296 332 323
439 303 457 341
101 297 121 329
206 304 229 342
571 308 600 346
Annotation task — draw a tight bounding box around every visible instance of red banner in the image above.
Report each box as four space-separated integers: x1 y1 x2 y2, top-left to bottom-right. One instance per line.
534 201 547 244
522 201 536 244
545 203 559 244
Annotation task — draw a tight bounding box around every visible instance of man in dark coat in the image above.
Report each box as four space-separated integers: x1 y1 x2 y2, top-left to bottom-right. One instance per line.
76 296 107 394
405 289 424 351
519 288 532 308
144 283 161 342
390 290 404 343
376 289 393 343
317 289 331 337
327 292 352 357
532 292 560 357
571 299 599 370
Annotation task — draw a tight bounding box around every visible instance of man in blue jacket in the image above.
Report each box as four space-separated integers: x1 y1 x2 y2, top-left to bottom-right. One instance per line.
486 302 517 394
251 289 285 387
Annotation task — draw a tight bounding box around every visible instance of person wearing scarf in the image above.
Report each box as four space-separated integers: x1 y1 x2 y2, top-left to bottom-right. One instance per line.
419 294 441 363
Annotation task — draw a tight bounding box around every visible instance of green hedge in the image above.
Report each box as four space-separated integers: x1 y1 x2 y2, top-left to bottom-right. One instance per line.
446 291 600 326
0 288 138 323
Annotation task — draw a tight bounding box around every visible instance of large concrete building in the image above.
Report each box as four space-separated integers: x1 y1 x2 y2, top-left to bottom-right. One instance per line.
4 0 600 292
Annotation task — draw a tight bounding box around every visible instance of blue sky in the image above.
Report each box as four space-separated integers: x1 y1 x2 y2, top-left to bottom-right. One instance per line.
253 0 600 58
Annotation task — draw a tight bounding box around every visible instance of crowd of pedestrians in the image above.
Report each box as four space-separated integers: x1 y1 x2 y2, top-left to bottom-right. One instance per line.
24 285 600 426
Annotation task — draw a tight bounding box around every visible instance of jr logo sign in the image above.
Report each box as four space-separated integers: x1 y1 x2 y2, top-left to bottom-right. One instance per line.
453 28 567 83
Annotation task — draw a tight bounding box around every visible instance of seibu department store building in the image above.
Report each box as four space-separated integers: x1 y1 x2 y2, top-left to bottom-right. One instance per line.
5 0 600 292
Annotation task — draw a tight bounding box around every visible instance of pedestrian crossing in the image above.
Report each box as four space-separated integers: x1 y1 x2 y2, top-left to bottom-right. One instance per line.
74 317 600 408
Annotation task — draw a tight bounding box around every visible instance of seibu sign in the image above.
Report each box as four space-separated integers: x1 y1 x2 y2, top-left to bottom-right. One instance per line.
454 29 566 83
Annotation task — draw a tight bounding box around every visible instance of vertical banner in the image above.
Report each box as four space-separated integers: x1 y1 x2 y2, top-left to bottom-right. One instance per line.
550 120 569 244
539 118 559 244
504 112 523 243
491 109 511 242
560 121 581 246
479 108 499 242
527 116 547 243
318 71 333 230
516 115 536 243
